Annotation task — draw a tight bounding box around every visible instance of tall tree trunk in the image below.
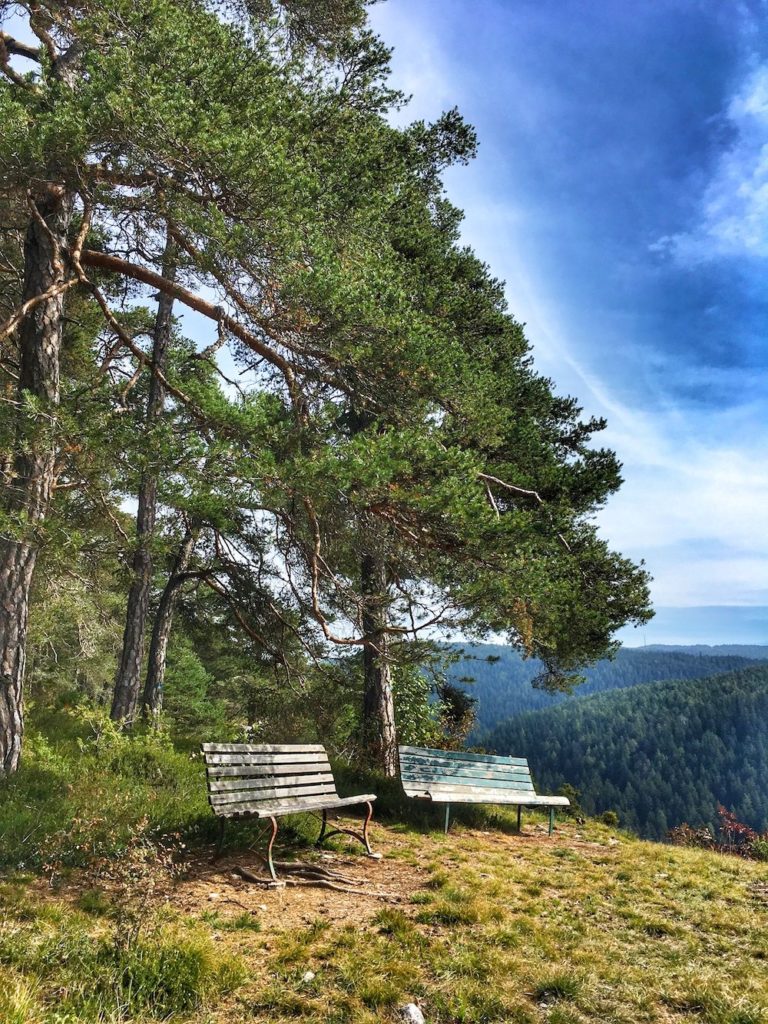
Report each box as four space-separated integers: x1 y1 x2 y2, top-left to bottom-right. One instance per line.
111 241 176 723
142 525 196 718
0 183 73 773
360 547 398 777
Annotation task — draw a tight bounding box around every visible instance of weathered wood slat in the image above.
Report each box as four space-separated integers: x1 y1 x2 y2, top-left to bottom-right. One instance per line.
210 781 338 805
402 783 568 806
208 772 336 793
399 752 531 771
401 775 535 793
216 792 378 818
399 745 529 767
400 764 533 785
203 752 333 766
400 754 530 769
202 743 325 754
205 762 333 779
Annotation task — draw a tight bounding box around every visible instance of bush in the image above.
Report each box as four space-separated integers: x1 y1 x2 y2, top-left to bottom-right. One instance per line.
0 708 209 871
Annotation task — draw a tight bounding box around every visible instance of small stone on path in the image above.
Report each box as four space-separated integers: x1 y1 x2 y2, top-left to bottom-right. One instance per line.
398 1003 425 1023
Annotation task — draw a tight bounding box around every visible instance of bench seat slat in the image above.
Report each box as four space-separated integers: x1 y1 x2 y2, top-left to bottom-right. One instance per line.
403 778 536 794
403 784 569 806
215 793 377 818
208 772 336 793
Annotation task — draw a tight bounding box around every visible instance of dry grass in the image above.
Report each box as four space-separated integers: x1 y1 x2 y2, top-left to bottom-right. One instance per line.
2 811 768 1022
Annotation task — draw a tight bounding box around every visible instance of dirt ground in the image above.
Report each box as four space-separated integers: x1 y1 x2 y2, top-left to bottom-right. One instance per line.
172 825 428 935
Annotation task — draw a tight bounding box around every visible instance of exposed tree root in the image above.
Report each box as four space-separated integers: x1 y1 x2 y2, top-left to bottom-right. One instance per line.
231 863 399 899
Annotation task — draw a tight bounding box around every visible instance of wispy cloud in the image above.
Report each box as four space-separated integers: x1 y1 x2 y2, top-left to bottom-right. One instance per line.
370 1 768 632
655 63 768 262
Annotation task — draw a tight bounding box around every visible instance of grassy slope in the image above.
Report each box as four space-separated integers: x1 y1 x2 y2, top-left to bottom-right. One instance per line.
2 812 768 1024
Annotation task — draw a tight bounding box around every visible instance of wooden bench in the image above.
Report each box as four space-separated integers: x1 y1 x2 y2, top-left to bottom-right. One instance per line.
399 745 570 835
202 743 377 879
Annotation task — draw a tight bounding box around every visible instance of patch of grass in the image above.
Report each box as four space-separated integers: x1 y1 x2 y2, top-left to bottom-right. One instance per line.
0 914 245 1022
415 899 480 926
0 973 42 1024
532 971 583 1003
75 889 112 916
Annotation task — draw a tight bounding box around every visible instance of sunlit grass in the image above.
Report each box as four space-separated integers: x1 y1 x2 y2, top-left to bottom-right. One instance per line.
2 756 767 1023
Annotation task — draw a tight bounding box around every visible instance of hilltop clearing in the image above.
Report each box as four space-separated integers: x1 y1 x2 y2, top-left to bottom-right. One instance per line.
2 813 768 1023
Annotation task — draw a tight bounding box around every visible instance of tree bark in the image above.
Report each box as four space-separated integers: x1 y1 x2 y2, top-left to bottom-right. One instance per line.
0 183 73 774
111 241 176 723
142 525 196 718
360 547 398 777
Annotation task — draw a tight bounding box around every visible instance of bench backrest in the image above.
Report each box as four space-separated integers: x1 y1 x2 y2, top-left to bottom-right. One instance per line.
399 744 535 799
201 743 340 816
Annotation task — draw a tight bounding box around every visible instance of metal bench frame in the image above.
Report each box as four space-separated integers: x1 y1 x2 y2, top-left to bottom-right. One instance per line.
202 743 377 879
399 744 570 835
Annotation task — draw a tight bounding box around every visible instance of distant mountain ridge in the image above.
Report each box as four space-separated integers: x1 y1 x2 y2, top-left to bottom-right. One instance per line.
481 663 768 839
445 643 766 736
638 644 768 659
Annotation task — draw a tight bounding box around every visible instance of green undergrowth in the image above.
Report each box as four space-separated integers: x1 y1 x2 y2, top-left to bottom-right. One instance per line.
0 710 211 871
0 710 512 872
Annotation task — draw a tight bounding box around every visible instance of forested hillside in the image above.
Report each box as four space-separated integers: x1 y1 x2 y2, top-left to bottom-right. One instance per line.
484 664 768 839
447 643 764 734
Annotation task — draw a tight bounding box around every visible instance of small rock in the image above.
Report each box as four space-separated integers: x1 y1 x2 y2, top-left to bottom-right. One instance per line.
258 904 267 911
302 971 316 984
207 892 221 901
398 1003 425 1023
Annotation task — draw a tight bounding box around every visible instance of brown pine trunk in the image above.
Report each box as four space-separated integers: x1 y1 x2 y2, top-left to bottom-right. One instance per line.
360 548 398 777
0 183 73 774
142 526 196 718
111 241 176 723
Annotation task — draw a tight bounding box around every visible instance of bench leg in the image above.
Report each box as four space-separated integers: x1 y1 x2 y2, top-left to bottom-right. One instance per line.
517 806 522 833
315 801 375 856
317 809 329 845
266 816 279 881
213 816 226 860
444 803 451 835
549 807 554 836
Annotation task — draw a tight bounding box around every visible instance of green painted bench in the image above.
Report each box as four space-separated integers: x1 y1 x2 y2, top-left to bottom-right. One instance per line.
399 744 570 834
202 743 377 879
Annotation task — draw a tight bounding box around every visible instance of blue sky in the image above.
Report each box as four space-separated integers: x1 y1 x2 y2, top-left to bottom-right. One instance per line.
370 0 768 646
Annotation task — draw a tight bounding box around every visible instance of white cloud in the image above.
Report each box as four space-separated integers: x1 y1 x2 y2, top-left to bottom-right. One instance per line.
368 3 460 125
656 63 768 262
